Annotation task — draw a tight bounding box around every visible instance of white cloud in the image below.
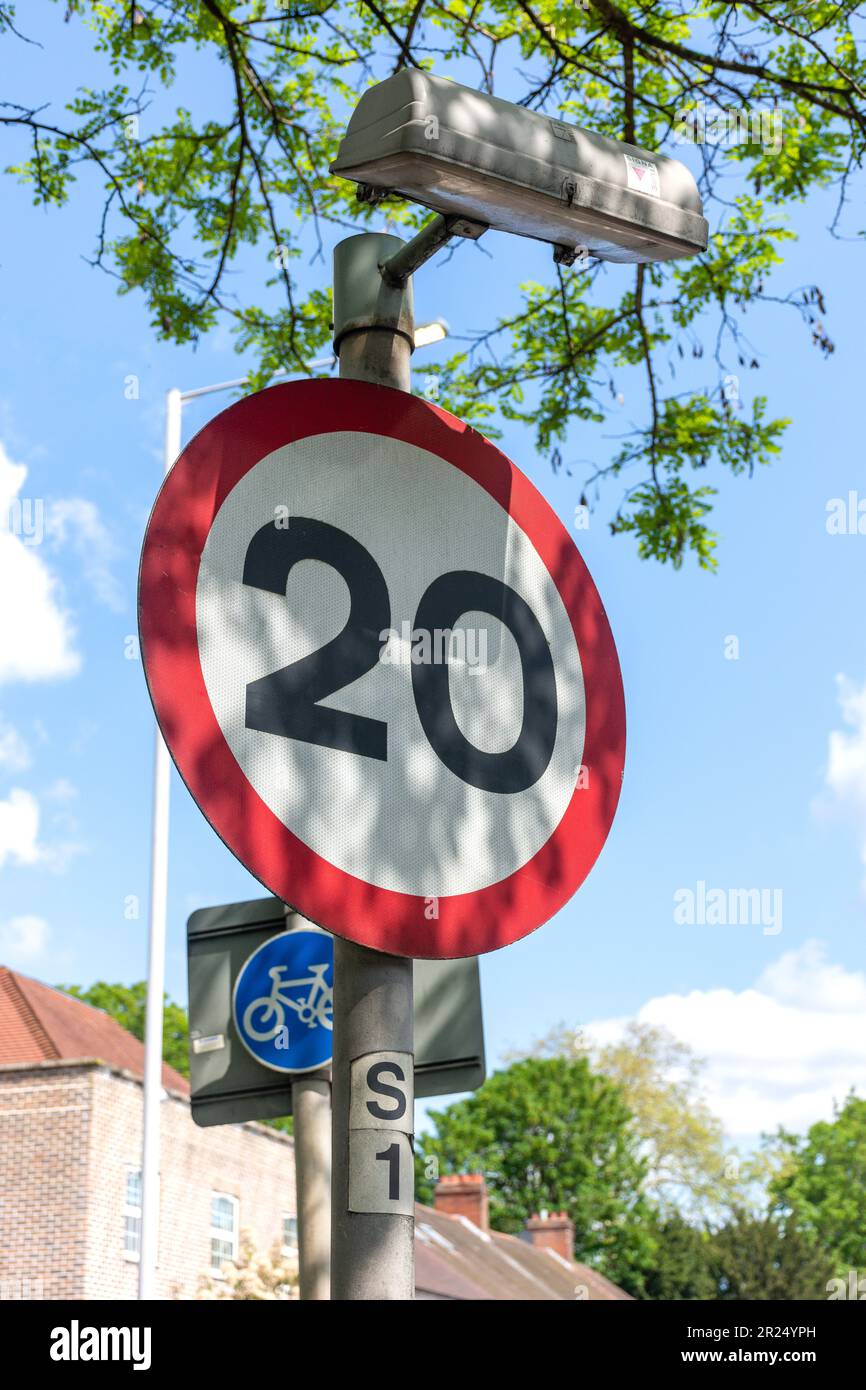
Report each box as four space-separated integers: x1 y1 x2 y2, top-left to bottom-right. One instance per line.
0 914 50 964
823 674 866 877
38 838 86 875
0 787 40 868
758 939 866 1012
585 941 866 1140
0 716 30 772
0 439 125 687
45 497 124 612
0 785 83 874
0 441 80 686
44 778 78 803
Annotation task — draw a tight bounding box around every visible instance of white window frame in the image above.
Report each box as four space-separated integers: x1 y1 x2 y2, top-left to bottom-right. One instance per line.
282 1213 298 1256
123 1167 142 1262
210 1192 239 1274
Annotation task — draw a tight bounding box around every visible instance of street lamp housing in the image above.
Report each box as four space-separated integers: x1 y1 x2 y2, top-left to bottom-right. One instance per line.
331 71 707 264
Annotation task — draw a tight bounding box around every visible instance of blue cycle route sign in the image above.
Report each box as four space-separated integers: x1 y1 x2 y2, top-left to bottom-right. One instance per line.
233 928 334 1074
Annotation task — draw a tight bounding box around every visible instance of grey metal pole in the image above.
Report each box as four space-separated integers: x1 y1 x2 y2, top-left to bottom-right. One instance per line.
330 232 416 1301
331 939 414 1299
291 1074 332 1300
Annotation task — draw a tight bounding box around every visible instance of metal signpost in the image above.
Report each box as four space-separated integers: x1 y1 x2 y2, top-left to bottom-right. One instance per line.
234 915 333 1301
138 70 705 1300
186 898 485 1300
186 898 485 1124
137 337 445 1301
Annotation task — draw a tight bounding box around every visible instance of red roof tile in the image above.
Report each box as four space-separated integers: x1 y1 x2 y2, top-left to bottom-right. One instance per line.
0 967 189 1093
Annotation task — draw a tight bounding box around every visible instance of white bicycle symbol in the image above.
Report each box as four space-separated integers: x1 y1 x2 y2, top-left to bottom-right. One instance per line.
242 962 333 1041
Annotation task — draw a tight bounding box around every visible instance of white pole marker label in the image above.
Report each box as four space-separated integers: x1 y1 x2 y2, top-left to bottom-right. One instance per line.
348 1051 414 1216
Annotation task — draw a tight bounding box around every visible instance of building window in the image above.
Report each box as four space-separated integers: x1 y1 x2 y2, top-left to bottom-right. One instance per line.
282 1214 298 1255
210 1193 239 1272
123 1169 142 1260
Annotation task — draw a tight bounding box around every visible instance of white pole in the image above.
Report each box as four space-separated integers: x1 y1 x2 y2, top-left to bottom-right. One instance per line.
138 387 182 1299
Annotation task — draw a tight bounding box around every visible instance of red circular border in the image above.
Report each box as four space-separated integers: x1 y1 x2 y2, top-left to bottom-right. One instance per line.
138 379 625 958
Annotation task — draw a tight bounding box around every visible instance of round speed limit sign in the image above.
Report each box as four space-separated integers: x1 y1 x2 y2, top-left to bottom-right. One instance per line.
139 380 625 958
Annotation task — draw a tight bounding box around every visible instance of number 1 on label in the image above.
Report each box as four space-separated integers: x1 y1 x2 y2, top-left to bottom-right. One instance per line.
375 1142 401 1202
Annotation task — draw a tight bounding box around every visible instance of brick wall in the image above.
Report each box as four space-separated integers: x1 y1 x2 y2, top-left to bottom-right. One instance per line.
0 1060 297 1300
0 1063 92 1299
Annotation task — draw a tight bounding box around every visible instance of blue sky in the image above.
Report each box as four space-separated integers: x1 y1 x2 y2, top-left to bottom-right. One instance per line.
2 10 865 1150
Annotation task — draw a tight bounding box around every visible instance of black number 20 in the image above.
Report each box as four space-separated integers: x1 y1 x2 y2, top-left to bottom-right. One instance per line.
243 516 557 794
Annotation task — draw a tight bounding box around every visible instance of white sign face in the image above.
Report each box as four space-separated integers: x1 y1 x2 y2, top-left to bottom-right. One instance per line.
196 431 585 898
139 381 626 958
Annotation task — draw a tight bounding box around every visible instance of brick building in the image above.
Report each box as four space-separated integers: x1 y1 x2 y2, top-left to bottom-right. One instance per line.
0 967 629 1301
0 968 296 1300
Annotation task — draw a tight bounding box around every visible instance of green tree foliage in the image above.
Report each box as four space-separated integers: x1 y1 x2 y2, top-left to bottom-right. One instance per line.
3 2 864 566
711 1210 828 1301
416 1055 654 1290
768 1094 866 1279
644 1209 828 1300
641 1209 716 1301
59 979 190 1077
527 1022 750 1220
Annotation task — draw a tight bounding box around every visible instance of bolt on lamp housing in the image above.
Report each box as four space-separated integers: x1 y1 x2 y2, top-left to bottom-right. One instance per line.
331 71 708 264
